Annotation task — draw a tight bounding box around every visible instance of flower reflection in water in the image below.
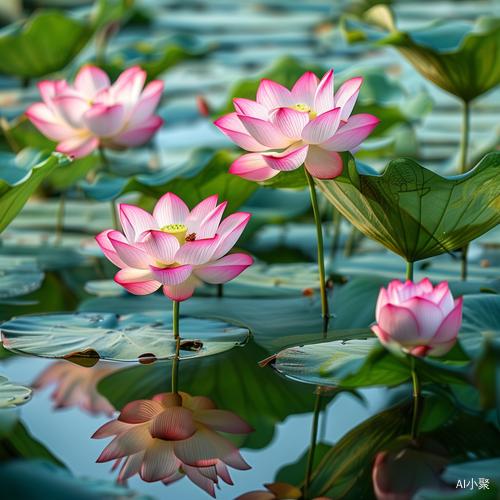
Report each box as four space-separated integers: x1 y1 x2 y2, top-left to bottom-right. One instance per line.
372 437 452 500
34 361 118 417
236 482 331 499
93 391 253 497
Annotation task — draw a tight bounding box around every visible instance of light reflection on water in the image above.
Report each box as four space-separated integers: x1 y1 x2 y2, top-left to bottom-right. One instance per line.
0 356 385 499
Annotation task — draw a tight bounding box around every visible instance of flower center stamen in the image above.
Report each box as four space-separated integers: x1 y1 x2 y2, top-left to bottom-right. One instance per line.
290 103 317 120
161 224 188 246
185 233 196 242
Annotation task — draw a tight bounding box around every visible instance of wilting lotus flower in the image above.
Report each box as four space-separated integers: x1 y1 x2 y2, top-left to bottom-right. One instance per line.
235 482 331 500
371 279 463 357
33 361 117 417
95 193 254 301
25 65 164 158
214 70 379 181
93 391 253 497
372 438 451 500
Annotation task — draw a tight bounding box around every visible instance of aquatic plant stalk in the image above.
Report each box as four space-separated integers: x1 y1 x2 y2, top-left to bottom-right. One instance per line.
459 100 470 281
172 300 180 395
410 356 420 440
304 390 322 498
55 190 67 243
305 169 329 334
98 147 119 231
406 261 414 282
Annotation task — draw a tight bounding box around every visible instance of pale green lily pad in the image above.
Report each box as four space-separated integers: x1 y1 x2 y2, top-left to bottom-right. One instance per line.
0 10 93 78
217 57 431 189
78 277 377 354
84 280 125 298
0 148 71 235
0 312 249 365
317 152 500 263
274 293 495 388
79 148 257 213
0 376 32 408
342 5 500 101
0 272 44 299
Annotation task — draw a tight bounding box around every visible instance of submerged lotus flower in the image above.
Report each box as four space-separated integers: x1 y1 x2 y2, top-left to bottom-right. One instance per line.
93 392 253 497
214 70 379 181
25 65 164 158
95 193 254 301
372 438 451 500
34 361 117 417
371 279 463 357
235 482 330 500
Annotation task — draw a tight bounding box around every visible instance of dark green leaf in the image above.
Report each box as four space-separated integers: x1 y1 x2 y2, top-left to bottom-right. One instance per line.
317 152 500 262
0 11 93 78
0 148 71 235
342 5 500 101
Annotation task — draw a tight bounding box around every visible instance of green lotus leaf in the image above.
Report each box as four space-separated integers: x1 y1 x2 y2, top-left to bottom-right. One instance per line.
0 421 64 465
342 5 500 102
0 272 44 299
0 460 155 500
0 376 32 408
78 278 377 355
97 33 213 82
316 152 500 263
0 10 93 78
0 312 249 365
274 293 498 389
307 400 500 499
0 148 71 235
79 149 257 213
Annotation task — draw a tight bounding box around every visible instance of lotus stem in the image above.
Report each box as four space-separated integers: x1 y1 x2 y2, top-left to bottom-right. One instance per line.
459 100 470 280
110 201 119 231
305 169 329 334
172 300 180 395
217 283 223 297
406 261 414 282
55 190 67 243
410 356 420 440
304 390 322 498
461 244 469 281
459 100 470 175
344 223 356 257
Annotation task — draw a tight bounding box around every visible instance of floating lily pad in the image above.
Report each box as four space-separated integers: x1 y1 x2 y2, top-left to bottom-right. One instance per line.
78 277 377 354
0 312 249 366
342 5 500 102
79 148 257 213
274 293 497 389
0 272 44 299
317 152 500 263
0 376 32 408
0 148 71 235
0 10 93 78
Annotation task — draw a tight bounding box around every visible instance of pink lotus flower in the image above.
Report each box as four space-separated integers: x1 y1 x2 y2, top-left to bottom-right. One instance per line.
371 279 463 357
214 70 379 181
235 482 330 500
95 193 254 301
25 65 164 158
93 391 253 497
372 438 450 500
34 361 117 417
